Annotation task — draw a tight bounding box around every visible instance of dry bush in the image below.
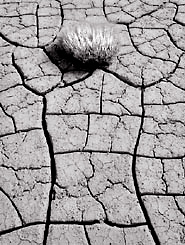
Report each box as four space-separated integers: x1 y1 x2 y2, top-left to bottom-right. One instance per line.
57 22 119 68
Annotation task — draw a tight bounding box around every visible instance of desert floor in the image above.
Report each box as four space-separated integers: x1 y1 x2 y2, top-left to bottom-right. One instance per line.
0 0 185 244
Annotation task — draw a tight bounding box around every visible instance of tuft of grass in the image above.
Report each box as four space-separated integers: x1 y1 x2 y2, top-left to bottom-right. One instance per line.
57 22 119 68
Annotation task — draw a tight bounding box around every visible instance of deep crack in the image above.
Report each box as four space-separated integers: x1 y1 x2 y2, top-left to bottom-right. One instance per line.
131 79 161 244
83 225 92 245
42 96 56 245
0 187 25 226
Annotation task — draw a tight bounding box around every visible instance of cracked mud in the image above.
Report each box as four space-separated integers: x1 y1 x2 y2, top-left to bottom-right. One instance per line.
0 0 185 244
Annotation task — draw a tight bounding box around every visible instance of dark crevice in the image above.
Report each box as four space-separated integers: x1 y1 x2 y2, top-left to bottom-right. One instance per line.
41 80 63 95
50 219 148 229
45 219 148 229
0 128 42 138
0 32 38 48
144 78 167 88
86 176 108 222
169 52 184 74
16 128 42 134
170 52 184 72
12 52 43 96
136 153 185 160
144 101 185 106
174 197 185 216
168 79 185 92
0 164 49 172
141 193 185 196
11 53 25 81
174 18 185 26
50 220 100 225
46 111 142 117
0 187 25 226
83 225 92 245
165 29 185 52
102 0 108 22
83 114 90 150
137 6 164 20
161 160 168 193
0 84 22 93
0 103 17 132
23 82 43 96
0 14 34 18
101 67 140 88
62 71 94 88
54 149 134 157
100 74 104 114
173 2 185 27
104 220 147 228
36 4 39 47
131 80 161 244
57 3 64 34
0 221 45 237
42 96 56 245
0 32 20 47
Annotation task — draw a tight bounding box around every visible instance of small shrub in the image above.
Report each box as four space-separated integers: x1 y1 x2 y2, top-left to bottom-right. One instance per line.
57 22 119 68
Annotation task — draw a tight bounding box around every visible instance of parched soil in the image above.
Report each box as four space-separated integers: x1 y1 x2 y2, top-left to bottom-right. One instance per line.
0 0 185 244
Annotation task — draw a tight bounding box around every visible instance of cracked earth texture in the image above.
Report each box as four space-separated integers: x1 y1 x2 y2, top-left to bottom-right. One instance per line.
0 0 185 244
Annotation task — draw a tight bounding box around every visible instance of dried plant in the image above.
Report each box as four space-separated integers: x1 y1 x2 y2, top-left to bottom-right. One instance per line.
57 22 119 68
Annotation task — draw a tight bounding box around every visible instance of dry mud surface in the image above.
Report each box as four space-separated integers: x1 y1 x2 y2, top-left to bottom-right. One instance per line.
0 0 185 244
